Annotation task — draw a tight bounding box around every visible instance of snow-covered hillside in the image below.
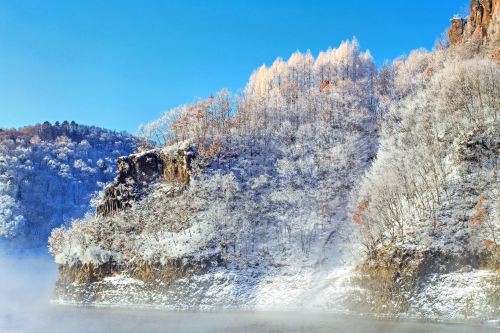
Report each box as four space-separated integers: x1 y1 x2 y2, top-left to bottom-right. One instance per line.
356 55 499 269
48 0 499 322
49 39 378 309
0 121 138 247
50 39 377 266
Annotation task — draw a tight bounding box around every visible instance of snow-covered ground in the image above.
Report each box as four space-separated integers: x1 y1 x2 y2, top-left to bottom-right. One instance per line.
412 270 499 320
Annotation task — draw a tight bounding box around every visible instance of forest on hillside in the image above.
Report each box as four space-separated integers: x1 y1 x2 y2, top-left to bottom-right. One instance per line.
50 37 498 280
0 122 137 246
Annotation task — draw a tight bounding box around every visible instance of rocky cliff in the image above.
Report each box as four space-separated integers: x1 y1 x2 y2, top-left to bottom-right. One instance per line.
448 0 499 46
96 142 196 217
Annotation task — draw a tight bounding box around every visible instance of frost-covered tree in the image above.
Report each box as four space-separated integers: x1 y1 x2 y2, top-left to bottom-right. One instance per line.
355 56 499 266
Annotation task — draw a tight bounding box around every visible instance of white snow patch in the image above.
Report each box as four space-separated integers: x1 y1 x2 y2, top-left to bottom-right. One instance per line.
103 275 145 286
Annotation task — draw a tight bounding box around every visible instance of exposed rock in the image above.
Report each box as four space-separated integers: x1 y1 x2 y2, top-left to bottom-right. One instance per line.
320 80 331 92
96 143 196 217
357 244 500 317
491 49 500 63
449 18 466 44
456 128 499 163
448 0 499 45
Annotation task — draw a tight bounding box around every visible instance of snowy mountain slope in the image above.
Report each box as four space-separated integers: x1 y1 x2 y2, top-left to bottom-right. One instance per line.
48 0 499 322
49 39 378 305
0 121 138 247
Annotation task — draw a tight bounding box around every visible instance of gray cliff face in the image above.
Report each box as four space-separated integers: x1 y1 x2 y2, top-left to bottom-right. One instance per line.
96 145 196 217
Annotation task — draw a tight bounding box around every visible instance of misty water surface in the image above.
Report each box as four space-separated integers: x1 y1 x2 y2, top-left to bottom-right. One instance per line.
0 251 498 333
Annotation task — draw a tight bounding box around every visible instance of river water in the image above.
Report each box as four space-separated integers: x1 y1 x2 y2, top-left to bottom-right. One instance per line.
0 250 497 333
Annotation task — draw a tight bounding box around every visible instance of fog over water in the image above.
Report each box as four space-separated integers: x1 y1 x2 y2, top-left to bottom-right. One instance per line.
0 250 497 333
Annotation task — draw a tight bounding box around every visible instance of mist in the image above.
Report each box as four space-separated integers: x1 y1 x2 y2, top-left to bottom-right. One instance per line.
0 249 56 333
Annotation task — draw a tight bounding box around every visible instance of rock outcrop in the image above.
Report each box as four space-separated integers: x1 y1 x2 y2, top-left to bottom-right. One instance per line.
96 142 196 217
449 17 466 44
448 0 499 45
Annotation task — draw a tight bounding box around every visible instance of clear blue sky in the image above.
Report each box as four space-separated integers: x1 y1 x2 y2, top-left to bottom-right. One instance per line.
0 0 467 134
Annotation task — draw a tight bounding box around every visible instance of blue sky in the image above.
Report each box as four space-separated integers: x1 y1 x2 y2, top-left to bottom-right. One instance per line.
0 0 467 134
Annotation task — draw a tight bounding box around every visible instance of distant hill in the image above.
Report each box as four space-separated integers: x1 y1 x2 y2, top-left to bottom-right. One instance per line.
0 121 138 247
